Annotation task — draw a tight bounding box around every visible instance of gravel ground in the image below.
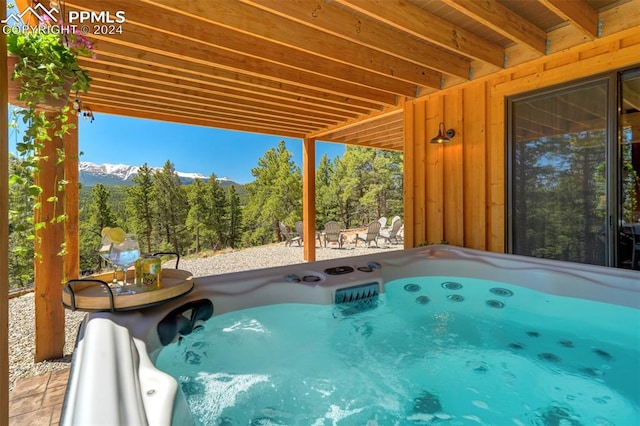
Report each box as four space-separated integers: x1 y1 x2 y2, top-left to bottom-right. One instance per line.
8 240 401 391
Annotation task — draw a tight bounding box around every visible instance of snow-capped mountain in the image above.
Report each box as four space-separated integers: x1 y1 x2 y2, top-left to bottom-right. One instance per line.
78 162 238 186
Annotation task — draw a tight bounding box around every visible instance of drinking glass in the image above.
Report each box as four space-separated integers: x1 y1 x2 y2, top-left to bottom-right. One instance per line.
97 236 118 287
109 233 141 293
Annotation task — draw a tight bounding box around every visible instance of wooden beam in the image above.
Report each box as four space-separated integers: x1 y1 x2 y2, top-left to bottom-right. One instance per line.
334 125 403 146
403 100 415 248
86 76 349 124
308 106 403 139
143 0 446 86
14 0 38 26
83 94 322 134
374 140 403 151
302 138 316 262
80 54 384 114
64 114 80 282
80 27 399 106
328 127 403 146
86 82 342 128
83 63 365 119
539 0 598 39
323 111 403 140
1 0 10 420
34 113 66 362
67 1 422 97
334 129 404 147
243 0 471 78
442 0 548 55
336 0 504 69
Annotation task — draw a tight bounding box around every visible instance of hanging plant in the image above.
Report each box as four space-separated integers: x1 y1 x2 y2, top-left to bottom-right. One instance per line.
6 18 94 259
7 18 93 109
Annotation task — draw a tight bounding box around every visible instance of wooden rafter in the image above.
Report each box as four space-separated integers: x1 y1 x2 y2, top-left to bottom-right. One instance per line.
71 1 427 94
538 0 599 39
242 0 471 79
69 16 400 106
79 55 383 115
146 0 446 86
58 0 637 146
335 0 504 68
442 0 548 55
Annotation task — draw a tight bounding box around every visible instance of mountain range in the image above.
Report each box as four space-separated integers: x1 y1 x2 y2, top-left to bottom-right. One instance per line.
78 162 240 187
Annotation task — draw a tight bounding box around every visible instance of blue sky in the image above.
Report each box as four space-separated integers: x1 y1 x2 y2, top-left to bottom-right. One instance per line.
9 110 346 184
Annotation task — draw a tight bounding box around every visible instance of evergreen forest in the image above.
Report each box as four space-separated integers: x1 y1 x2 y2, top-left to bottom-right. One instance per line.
8 142 403 290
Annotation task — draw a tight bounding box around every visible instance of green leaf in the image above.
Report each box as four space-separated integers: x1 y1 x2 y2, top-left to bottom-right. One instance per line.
28 185 42 197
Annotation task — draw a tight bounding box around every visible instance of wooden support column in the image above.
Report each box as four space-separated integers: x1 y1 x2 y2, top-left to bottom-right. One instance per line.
34 113 66 362
64 113 79 280
403 101 415 248
1 0 11 419
302 137 316 261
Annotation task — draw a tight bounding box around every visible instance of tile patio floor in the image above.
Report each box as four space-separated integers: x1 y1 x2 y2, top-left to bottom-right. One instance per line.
9 369 68 425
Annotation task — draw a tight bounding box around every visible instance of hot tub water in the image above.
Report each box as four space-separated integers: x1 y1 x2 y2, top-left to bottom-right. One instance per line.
155 276 640 425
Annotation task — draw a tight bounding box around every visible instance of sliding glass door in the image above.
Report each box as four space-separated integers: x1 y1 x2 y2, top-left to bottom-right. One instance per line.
508 67 640 268
618 69 640 269
508 80 610 265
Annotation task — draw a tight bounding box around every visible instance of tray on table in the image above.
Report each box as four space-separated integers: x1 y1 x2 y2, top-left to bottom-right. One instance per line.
62 269 194 312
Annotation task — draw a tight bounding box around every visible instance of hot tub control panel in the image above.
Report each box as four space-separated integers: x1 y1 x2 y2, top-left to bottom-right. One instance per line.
282 260 382 285
284 273 323 283
324 266 355 275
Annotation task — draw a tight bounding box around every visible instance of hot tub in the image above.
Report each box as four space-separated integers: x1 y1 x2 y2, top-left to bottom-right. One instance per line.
60 246 640 425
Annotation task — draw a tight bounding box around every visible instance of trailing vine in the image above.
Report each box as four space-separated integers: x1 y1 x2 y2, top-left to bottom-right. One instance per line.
6 13 93 259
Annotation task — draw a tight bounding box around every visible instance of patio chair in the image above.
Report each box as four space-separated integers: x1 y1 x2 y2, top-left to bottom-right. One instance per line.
295 220 323 246
323 221 345 248
378 216 388 230
295 221 304 243
279 222 301 247
355 221 382 247
380 218 403 244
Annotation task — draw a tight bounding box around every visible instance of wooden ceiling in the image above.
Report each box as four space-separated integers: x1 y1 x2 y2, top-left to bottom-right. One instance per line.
44 0 636 150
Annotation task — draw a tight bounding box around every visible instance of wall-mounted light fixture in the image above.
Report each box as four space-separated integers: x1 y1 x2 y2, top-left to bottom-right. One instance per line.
430 122 455 144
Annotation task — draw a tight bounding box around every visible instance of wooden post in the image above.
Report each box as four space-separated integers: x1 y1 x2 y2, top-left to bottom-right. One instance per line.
34 113 66 362
403 100 415 248
1 0 11 419
64 113 80 280
302 138 316 261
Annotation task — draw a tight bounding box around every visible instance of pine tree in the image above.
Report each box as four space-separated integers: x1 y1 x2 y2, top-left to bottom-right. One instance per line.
153 161 190 254
185 178 210 253
315 153 337 227
127 163 155 252
330 146 403 227
242 140 302 245
226 185 243 248
85 183 118 270
207 173 227 250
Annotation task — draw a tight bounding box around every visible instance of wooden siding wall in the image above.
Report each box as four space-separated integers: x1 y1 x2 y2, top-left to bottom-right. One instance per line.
404 26 640 252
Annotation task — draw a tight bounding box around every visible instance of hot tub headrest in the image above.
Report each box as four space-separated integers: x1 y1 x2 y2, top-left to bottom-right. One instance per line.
157 299 214 346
